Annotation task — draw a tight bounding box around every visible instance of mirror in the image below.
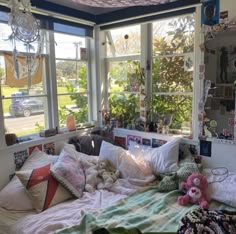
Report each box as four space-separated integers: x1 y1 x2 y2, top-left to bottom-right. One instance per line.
203 30 236 140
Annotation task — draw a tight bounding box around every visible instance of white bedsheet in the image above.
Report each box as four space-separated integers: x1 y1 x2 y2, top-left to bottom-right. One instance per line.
9 190 127 234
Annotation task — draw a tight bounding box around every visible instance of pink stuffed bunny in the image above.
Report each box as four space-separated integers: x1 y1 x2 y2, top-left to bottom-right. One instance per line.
177 173 210 209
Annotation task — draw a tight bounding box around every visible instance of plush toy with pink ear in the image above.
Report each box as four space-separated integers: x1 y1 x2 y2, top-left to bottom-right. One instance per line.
177 173 210 209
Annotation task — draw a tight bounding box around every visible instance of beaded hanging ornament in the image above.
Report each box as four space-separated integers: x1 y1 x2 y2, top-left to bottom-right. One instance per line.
8 0 41 87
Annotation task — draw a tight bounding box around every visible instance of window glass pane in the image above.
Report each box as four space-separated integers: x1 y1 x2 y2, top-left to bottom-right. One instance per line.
106 25 141 57
56 60 87 93
58 94 88 127
153 14 194 55
0 23 46 53
152 55 193 93
0 47 48 137
151 95 192 135
4 97 46 136
108 93 140 128
54 33 86 59
108 60 141 93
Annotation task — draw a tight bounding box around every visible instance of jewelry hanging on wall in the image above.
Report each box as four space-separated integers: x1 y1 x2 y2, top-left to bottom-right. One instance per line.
8 0 41 89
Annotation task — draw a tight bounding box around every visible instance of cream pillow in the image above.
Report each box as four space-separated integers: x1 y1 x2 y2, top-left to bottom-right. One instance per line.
0 148 58 211
16 164 73 212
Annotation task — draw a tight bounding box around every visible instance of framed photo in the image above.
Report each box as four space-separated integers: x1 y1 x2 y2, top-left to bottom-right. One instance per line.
142 138 151 146
14 149 28 170
201 0 220 26
115 136 126 149
200 140 212 157
152 138 167 148
44 142 55 155
127 135 141 147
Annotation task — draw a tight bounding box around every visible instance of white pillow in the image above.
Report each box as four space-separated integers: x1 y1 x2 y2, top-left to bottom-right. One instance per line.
0 148 58 211
203 168 236 208
149 138 180 174
99 141 150 179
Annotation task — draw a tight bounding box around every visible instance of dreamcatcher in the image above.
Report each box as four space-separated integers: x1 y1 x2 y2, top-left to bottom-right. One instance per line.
8 0 42 89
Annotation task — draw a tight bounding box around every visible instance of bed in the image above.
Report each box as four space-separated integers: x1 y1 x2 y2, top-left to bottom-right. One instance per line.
0 136 236 234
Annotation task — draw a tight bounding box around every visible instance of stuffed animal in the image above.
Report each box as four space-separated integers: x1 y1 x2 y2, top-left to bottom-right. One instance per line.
82 158 119 193
82 159 102 193
97 170 120 190
177 173 210 209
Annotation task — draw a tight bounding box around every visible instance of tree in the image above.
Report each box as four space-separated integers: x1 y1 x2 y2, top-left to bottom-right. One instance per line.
150 15 194 129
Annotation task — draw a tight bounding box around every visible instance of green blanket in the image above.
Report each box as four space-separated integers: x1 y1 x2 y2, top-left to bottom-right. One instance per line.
56 188 231 234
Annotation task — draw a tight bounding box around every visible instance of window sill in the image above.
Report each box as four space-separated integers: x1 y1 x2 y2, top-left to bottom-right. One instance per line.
113 128 199 145
1 126 95 151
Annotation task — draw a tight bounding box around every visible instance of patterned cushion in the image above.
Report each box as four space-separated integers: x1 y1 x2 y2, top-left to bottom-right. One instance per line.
0 149 58 211
51 147 86 198
16 164 73 212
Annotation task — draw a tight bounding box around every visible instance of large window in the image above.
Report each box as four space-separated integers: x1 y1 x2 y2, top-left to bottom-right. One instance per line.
0 18 91 139
104 14 195 136
105 25 141 128
152 14 195 135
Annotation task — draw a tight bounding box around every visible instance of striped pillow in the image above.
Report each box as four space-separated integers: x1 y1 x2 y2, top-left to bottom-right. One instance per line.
16 164 73 212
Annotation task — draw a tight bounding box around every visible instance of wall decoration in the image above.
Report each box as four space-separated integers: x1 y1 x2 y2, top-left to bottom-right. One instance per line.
14 149 28 170
184 54 194 72
127 135 141 147
44 142 55 155
220 11 229 24
152 138 167 148
29 144 42 155
201 0 220 26
114 136 126 149
142 138 151 146
80 48 87 60
200 140 212 157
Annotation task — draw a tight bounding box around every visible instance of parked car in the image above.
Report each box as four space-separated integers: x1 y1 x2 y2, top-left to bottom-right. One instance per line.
9 99 44 117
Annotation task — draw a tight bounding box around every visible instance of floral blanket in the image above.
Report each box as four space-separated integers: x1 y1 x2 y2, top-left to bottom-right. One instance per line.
178 208 236 234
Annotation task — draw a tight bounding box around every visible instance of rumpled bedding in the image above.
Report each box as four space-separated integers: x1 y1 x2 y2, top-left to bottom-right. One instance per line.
9 190 127 234
57 189 235 234
5 175 156 234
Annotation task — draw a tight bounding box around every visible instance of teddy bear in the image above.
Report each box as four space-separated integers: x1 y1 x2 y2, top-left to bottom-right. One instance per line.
82 158 118 193
97 169 120 190
177 173 210 209
82 159 101 193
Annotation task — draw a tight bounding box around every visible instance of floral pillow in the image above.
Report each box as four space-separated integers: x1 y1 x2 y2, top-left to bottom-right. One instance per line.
50 147 86 198
16 164 73 212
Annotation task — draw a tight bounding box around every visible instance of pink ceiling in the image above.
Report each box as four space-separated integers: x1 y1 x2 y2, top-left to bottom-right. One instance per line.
72 0 177 8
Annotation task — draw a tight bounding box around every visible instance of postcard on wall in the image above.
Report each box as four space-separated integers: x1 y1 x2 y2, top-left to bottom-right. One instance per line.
115 136 126 149
152 138 167 148
80 47 87 60
14 149 28 170
44 142 55 155
184 54 194 72
28 144 42 155
201 0 220 26
127 135 141 147
142 138 151 146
